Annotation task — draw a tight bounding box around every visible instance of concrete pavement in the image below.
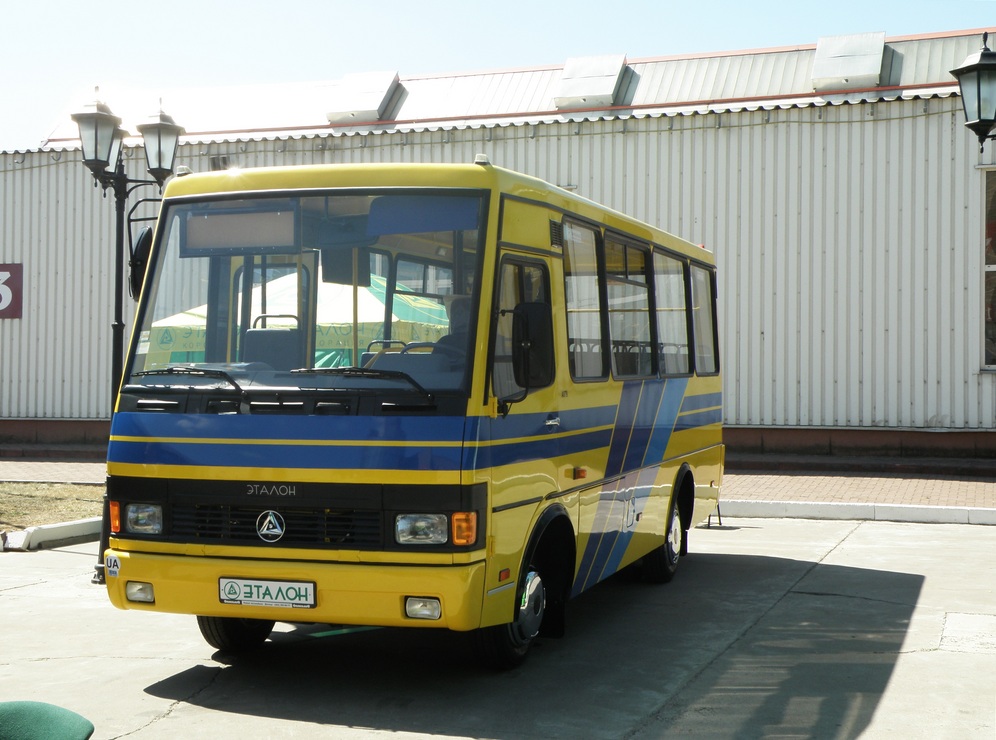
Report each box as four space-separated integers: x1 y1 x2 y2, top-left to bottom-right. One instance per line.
2 520 994 738
2 455 994 734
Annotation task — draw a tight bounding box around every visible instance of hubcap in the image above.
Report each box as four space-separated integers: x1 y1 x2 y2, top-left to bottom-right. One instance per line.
513 570 546 642
667 509 682 564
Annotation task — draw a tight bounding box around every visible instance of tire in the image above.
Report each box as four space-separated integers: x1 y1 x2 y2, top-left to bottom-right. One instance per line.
474 567 546 669
642 496 683 584
196 616 275 652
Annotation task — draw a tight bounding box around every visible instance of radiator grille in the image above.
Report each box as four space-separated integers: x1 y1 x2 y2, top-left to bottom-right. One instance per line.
171 504 383 548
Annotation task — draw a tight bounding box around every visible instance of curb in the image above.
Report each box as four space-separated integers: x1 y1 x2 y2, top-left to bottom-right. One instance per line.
2 517 102 552
720 500 996 526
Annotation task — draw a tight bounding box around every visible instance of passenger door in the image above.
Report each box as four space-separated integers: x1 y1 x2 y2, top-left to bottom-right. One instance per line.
488 254 564 504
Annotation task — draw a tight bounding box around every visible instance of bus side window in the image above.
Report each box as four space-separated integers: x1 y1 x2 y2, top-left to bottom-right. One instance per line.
563 222 607 379
654 251 691 375
493 258 550 399
690 264 719 374
605 237 653 378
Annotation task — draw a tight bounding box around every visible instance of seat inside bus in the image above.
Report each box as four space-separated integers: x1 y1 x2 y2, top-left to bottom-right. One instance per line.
243 327 304 370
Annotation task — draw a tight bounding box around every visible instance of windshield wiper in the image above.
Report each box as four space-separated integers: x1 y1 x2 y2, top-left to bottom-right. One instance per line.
132 366 246 395
292 367 434 403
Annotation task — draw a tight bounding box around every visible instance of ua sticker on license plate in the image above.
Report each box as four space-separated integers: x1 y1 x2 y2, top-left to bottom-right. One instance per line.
219 578 316 608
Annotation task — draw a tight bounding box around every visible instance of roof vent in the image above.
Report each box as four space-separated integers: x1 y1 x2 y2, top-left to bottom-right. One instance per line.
812 32 886 93
326 71 400 124
554 54 628 110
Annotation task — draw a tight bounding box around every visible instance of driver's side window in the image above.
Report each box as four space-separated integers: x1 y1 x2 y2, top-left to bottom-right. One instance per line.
492 258 549 399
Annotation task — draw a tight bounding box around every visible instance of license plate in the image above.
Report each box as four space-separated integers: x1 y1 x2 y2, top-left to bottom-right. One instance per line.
219 578 316 608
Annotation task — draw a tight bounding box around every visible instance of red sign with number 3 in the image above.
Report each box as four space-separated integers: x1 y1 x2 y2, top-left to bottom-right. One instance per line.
0 264 23 319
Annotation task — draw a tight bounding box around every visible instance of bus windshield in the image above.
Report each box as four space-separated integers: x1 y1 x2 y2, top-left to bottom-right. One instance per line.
127 190 484 396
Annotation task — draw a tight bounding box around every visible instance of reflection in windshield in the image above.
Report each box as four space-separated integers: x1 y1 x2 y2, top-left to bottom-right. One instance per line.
128 192 483 397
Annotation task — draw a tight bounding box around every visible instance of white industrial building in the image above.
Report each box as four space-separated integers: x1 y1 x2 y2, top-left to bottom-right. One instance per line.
1 27 994 457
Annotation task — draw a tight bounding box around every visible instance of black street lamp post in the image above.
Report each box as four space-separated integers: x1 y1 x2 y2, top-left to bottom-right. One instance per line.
72 93 183 583
72 96 183 404
951 32 996 151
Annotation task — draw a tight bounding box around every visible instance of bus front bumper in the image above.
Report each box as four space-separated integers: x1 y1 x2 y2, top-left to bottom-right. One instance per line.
104 548 488 632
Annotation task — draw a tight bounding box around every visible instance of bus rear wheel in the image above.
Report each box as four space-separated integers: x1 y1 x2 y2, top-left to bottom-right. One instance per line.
196 616 275 652
642 497 683 584
474 567 546 669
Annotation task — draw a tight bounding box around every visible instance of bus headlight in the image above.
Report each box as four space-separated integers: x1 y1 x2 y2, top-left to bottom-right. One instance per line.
395 514 448 544
125 504 163 534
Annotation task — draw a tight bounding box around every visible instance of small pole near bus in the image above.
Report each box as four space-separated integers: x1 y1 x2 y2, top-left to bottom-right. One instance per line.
71 91 184 584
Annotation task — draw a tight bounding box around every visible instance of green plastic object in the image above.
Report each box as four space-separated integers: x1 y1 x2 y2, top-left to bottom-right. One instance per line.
0 701 94 740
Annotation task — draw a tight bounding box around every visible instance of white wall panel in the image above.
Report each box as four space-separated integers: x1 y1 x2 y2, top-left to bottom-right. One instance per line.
1 147 160 420
3 95 994 430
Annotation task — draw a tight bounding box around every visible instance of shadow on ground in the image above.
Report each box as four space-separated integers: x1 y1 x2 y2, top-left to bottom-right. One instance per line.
145 552 922 738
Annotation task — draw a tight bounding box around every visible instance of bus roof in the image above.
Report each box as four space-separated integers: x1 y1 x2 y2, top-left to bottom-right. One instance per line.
162 161 710 261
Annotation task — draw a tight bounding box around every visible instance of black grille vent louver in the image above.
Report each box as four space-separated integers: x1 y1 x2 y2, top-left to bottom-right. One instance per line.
550 220 564 248
171 504 382 548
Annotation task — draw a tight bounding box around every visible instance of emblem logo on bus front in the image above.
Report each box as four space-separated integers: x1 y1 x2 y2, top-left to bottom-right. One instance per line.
256 510 286 543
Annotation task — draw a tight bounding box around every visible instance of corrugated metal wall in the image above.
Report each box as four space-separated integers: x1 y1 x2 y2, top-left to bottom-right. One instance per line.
3 94 994 429
0 148 160 419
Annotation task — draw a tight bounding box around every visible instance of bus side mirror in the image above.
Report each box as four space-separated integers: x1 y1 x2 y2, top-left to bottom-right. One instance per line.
129 227 153 299
512 301 554 389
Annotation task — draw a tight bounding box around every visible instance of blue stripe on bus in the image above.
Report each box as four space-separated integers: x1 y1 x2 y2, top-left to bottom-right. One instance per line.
108 386 717 474
622 381 666 473
594 467 658 587
108 409 618 473
479 405 617 445
571 467 659 596
573 378 710 597
109 437 466 471
605 383 643 477
109 412 468 444
572 479 625 595
108 403 662 449
471 428 613 469
642 378 688 466
108 412 468 471
674 407 723 432
680 392 723 413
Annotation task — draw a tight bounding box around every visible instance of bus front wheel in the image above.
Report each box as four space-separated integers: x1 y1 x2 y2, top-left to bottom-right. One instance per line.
196 616 275 652
474 567 546 669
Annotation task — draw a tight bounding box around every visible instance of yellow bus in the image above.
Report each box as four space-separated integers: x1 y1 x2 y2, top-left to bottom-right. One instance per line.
103 159 723 668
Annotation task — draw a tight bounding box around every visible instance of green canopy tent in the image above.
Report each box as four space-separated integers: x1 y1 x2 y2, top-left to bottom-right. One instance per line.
144 273 450 369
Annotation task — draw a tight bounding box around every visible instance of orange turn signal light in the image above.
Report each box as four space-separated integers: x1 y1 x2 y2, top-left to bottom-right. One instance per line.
451 512 478 546
109 501 121 534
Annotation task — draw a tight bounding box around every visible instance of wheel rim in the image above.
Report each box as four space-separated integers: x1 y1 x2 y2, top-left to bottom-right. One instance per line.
667 508 682 565
512 569 546 644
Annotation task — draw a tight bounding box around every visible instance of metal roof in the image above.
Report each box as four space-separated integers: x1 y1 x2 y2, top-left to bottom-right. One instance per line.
39 27 993 149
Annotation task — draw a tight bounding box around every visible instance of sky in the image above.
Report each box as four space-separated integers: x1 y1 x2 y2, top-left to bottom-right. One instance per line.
1 0 993 152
